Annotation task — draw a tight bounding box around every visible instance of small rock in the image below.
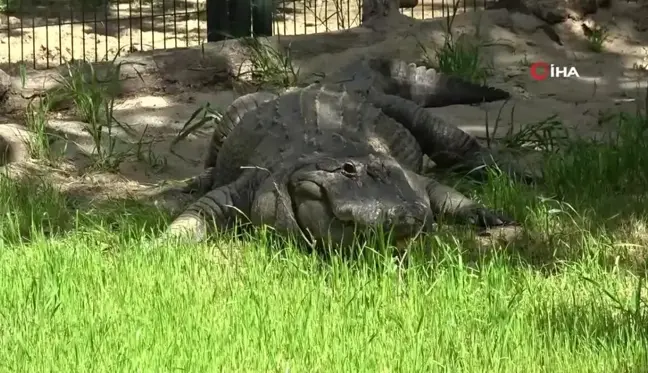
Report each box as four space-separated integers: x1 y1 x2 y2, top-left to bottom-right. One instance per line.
0 123 30 166
0 69 12 106
0 136 11 166
527 0 569 24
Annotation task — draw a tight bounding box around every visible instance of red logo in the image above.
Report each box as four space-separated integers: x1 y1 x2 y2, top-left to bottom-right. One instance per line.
529 62 550 81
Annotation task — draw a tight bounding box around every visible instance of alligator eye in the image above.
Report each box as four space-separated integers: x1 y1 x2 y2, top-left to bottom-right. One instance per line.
342 162 357 176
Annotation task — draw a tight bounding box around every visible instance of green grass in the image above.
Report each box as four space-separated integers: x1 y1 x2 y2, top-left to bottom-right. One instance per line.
2 110 648 370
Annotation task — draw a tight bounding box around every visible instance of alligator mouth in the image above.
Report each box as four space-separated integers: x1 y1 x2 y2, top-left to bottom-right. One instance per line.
328 209 428 244
289 179 428 244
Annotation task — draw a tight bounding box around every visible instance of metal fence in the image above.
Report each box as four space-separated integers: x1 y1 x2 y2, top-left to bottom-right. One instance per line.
0 0 486 69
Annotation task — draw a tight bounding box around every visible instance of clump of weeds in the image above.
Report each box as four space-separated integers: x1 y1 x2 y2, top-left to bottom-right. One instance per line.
583 23 610 53
419 0 494 84
35 53 149 171
238 36 300 90
18 65 64 165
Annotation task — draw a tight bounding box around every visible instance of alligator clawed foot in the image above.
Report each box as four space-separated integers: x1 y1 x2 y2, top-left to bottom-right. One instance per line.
465 206 518 228
164 215 208 242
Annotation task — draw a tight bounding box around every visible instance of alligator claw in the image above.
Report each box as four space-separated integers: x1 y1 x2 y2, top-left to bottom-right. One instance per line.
464 206 517 228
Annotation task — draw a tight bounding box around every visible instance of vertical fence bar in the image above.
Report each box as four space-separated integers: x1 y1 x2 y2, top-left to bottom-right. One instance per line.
206 0 229 41
45 4 50 68
150 0 155 49
69 0 74 63
5 10 10 65
104 0 109 60
313 0 316 33
162 0 166 48
31 5 36 68
20 0 24 65
94 1 99 62
116 0 121 56
184 0 189 46
323 0 327 32
252 0 272 36
129 0 135 52
196 0 201 42
172 0 177 48
281 0 285 34
347 0 350 29
302 0 306 34
140 0 144 50
82 1 87 62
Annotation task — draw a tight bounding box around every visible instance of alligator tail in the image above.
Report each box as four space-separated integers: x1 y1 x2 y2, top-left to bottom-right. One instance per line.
372 59 510 107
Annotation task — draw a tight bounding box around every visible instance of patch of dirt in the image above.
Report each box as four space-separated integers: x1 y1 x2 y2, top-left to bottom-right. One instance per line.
0 4 647 237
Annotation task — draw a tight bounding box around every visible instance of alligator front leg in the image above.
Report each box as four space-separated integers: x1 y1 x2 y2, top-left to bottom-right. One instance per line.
180 167 215 195
164 181 252 242
423 176 516 228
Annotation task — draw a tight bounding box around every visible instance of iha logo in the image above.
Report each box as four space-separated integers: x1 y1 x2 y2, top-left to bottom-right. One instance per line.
529 62 580 81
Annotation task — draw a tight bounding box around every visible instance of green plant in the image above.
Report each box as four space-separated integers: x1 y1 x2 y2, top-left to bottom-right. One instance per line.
517 53 532 68
22 96 60 164
585 24 610 53
133 125 168 173
169 102 223 162
419 0 492 84
486 107 570 152
49 56 140 171
238 36 300 90
18 66 63 165
19 54 161 173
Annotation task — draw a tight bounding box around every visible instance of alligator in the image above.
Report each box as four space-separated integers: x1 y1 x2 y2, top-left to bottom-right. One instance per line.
187 58 519 194
162 58 525 245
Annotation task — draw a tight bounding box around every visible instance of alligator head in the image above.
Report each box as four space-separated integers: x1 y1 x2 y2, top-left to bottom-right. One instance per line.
285 153 435 247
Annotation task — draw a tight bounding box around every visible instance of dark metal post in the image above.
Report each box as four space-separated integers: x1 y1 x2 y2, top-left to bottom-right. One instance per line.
229 0 252 37
206 0 230 41
252 0 273 36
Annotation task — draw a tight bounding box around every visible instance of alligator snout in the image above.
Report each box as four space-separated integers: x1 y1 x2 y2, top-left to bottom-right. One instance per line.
382 203 433 237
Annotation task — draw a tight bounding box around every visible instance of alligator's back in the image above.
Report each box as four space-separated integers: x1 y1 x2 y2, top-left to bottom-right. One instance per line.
213 83 424 186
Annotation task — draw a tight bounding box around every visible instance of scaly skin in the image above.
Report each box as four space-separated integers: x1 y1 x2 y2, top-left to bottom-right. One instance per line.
331 58 511 107
164 83 517 245
204 91 280 169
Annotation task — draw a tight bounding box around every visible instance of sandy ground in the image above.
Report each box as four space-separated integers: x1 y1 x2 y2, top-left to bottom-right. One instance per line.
1 4 648 214
0 0 478 67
